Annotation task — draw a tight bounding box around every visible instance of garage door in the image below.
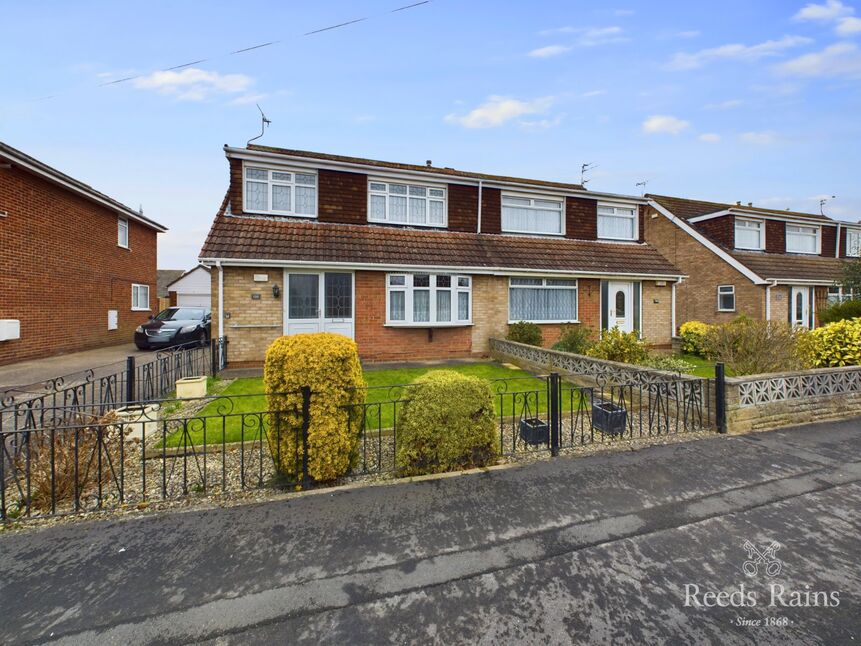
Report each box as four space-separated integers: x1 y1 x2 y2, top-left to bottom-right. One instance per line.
176 293 211 307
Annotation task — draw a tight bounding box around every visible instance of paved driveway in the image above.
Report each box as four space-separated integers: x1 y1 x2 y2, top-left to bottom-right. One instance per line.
0 344 154 393
1 420 859 644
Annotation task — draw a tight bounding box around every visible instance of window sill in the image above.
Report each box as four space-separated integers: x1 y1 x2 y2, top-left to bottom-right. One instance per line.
118 244 130 250
500 229 565 237
132 307 151 312
243 208 317 219
716 310 736 314
369 219 448 229
384 322 473 328
597 236 638 243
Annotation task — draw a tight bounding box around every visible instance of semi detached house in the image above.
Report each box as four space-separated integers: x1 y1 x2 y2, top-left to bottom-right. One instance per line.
200 145 684 364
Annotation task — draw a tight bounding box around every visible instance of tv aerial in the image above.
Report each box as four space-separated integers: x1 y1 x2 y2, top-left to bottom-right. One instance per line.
247 104 272 146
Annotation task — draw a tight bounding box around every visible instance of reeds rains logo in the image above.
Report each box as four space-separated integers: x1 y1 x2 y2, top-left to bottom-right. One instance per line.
683 540 841 609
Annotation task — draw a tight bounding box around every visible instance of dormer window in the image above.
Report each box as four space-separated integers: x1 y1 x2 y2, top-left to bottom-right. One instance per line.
501 194 564 235
243 165 317 217
734 218 764 250
786 224 820 254
369 181 446 227
597 203 638 241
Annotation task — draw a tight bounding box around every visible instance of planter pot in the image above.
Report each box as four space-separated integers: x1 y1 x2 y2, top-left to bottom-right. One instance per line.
115 404 160 441
592 402 627 436
519 418 550 446
176 376 207 399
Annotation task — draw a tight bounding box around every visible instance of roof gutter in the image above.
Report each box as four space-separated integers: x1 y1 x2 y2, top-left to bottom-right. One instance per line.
198 256 686 282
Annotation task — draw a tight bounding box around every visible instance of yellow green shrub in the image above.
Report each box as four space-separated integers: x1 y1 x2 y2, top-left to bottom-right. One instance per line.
679 321 712 357
587 327 647 364
801 319 861 367
264 333 366 482
396 371 498 476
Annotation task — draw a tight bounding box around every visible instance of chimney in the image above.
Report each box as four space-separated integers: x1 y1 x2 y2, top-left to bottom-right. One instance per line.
747 202 753 207
426 160 432 167
736 201 741 206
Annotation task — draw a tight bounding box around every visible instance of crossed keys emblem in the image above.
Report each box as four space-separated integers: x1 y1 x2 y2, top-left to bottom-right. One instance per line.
742 540 782 577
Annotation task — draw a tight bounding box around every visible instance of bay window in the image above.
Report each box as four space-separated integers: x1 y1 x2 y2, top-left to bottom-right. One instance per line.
786 224 820 254
244 165 317 217
734 218 764 250
386 273 471 325
501 194 564 235
369 181 446 227
597 203 637 240
509 278 578 323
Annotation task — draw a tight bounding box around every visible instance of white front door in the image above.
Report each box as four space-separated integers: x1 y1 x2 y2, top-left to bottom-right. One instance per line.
791 286 811 328
284 271 354 338
607 281 634 333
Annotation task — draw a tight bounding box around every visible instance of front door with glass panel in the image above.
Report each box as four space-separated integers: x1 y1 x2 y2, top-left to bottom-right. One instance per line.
791 286 811 329
284 271 354 338
607 281 634 333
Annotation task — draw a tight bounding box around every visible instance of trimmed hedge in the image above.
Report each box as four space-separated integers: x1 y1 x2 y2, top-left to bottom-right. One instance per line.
395 371 498 476
507 321 543 346
264 333 366 482
818 300 861 325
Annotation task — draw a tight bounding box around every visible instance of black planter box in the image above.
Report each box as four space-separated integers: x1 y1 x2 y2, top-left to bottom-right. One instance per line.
592 402 627 436
519 418 550 445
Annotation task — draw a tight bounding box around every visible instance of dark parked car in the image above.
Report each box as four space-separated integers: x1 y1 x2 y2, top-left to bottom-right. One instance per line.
134 307 211 350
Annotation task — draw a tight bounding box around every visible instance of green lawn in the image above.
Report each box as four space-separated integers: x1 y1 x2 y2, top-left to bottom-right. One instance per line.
159 362 571 448
677 354 717 378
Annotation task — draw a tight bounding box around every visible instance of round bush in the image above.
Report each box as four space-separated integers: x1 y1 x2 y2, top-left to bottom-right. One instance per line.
507 321 543 346
587 327 647 364
264 333 366 482
679 321 712 357
396 371 498 477
552 324 594 355
802 319 861 367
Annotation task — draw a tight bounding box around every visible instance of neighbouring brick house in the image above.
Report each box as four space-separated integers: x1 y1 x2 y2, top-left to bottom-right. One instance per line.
199 145 684 364
0 142 166 366
645 194 859 330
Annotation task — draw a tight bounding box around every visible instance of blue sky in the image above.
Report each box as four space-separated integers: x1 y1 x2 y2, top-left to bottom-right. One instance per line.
2 0 861 267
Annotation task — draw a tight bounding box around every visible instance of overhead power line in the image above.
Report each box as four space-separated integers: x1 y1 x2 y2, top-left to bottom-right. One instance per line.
26 1 432 103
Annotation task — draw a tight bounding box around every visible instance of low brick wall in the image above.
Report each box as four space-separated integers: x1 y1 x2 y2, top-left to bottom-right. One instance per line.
489 338 699 386
725 366 861 433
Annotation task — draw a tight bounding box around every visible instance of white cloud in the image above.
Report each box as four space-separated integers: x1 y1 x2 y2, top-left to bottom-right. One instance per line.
667 35 812 70
519 114 566 131
133 68 254 101
739 131 779 145
445 95 555 129
642 114 690 135
794 0 853 22
704 99 744 110
699 133 721 142
538 25 628 46
528 45 572 58
837 16 861 34
777 42 861 78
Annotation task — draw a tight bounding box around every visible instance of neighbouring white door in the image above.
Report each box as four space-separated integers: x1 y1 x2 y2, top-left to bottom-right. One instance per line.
791 286 811 328
284 271 354 338
607 281 634 333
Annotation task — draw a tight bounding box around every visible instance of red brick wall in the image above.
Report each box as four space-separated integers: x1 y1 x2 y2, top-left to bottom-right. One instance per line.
318 169 366 224
821 225 837 257
695 215 734 249
228 157 243 215
765 220 785 254
478 187 502 234
0 165 158 366
447 183 478 232
354 271 473 361
566 198 596 240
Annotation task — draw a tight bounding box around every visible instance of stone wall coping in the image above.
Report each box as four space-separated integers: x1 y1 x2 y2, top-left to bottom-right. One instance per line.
489 337 702 383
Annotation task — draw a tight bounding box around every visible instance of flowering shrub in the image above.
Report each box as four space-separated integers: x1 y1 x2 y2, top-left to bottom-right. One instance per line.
679 321 712 357
800 318 861 367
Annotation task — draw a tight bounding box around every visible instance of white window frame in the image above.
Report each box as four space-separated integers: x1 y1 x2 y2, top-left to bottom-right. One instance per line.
508 277 579 324
597 202 639 241
734 218 765 251
717 285 736 312
131 284 150 311
118 216 129 248
846 229 861 257
501 193 565 236
827 286 855 305
368 180 447 228
385 273 471 326
242 164 318 218
785 224 821 255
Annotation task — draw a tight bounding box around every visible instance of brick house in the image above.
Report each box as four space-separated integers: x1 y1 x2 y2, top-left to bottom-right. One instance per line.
645 194 858 330
0 142 167 366
199 145 684 364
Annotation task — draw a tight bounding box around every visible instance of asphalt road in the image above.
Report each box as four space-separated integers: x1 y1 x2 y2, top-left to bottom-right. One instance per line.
1 420 860 645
